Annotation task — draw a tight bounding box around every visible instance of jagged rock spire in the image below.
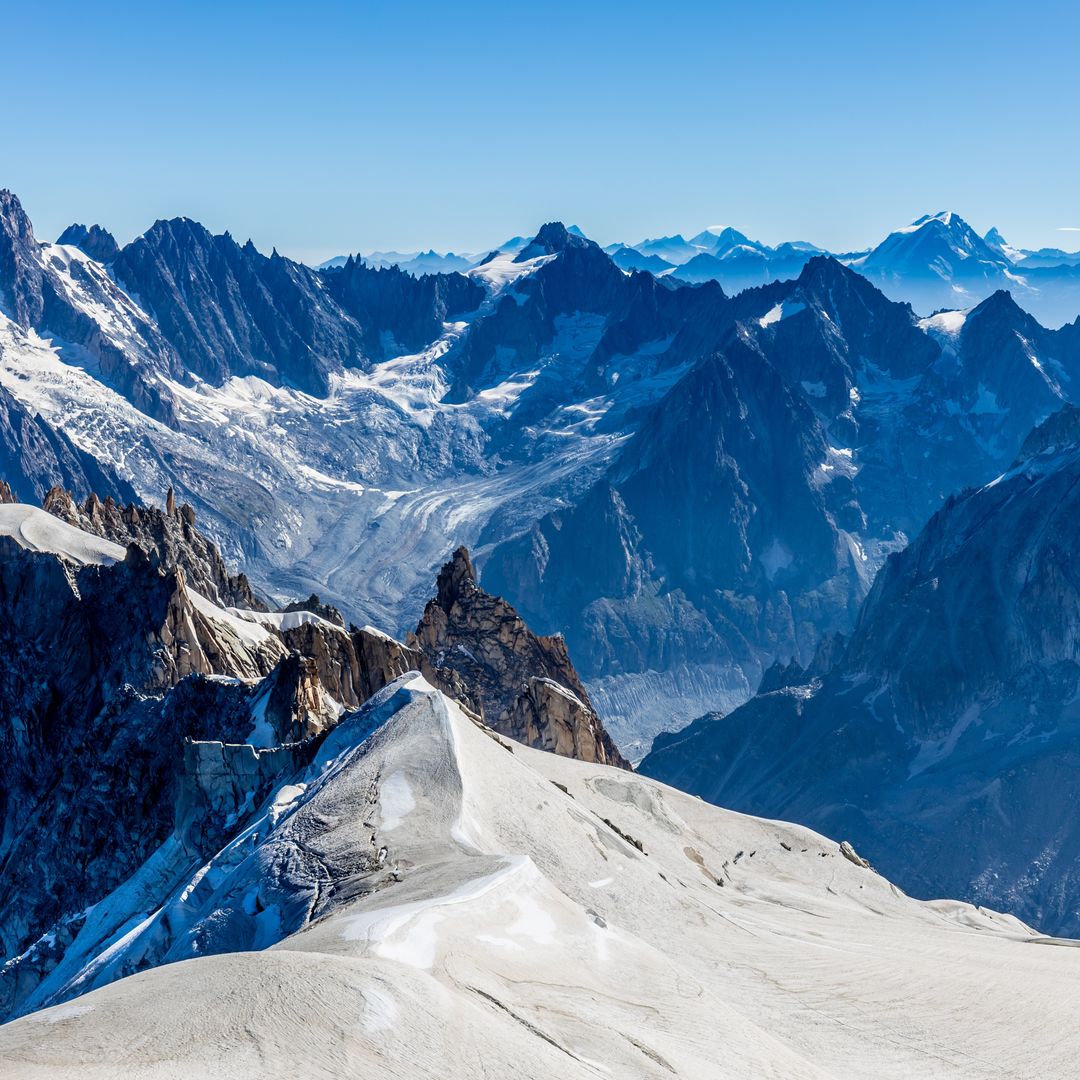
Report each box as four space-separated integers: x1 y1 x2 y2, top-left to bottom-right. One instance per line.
412 546 630 769
433 545 478 609
56 223 119 263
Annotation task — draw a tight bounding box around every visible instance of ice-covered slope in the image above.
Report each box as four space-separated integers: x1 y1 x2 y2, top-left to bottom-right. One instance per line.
2 674 1077 1079
0 503 126 565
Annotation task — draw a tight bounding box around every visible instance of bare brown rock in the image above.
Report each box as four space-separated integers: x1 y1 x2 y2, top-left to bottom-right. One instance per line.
411 547 630 768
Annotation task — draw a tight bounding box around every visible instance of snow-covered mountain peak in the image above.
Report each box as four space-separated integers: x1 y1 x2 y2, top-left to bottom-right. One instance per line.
868 210 1002 264
908 209 959 230
983 225 1024 264
688 225 753 248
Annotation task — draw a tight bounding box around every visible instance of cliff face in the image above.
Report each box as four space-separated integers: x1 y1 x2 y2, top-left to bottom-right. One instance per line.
640 405 1080 936
411 547 630 769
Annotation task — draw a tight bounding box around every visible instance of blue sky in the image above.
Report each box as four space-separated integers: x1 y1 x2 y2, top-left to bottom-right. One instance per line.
4 1 1078 263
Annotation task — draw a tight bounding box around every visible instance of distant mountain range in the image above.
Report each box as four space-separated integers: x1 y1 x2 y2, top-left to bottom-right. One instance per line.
325 212 1080 328
2 187 1080 763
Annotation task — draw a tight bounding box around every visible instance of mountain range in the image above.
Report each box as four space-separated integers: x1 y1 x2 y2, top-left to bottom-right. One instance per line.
4 181 1080 1069
331 212 1080 329
640 403 1080 936
2 189 1080 760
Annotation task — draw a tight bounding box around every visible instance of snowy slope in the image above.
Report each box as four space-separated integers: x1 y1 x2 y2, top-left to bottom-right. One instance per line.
2 675 1078 1079
0 504 126 565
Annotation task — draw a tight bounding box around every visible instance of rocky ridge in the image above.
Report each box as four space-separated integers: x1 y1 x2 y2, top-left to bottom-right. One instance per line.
0 492 626 1018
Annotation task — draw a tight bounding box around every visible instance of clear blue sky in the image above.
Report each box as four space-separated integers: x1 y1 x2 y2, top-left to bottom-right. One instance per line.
4 0 1079 263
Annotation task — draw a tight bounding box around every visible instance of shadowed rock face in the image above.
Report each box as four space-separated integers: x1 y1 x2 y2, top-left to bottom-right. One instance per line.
0 190 47 327
0 535 287 989
321 256 485 359
640 404 1080 936
411 546 630 769
56 223 119 264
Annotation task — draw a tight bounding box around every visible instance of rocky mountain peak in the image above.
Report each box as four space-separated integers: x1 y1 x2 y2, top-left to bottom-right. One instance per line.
0 189 34 241
514 221 592 262
433 545 478 609
968 287 1026 323
0 189 44 327
411 546 630 768
56 223 120 263
796 253 872 299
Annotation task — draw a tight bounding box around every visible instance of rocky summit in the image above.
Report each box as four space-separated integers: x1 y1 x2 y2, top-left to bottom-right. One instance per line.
411 546 630 768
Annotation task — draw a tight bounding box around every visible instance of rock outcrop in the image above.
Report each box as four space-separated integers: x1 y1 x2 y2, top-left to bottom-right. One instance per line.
283 593 345 627
411 547 630 768
42 485 265 609
56 223 120 263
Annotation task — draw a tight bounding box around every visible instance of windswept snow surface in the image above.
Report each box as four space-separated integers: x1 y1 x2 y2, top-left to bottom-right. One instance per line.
3 676 1078 1079
0 504 126 565
918 307 969 344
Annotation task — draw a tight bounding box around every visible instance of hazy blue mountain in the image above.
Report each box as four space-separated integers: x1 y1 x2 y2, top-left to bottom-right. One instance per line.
612 213 1080 327
484 257 1080 754
640 403 1080 936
